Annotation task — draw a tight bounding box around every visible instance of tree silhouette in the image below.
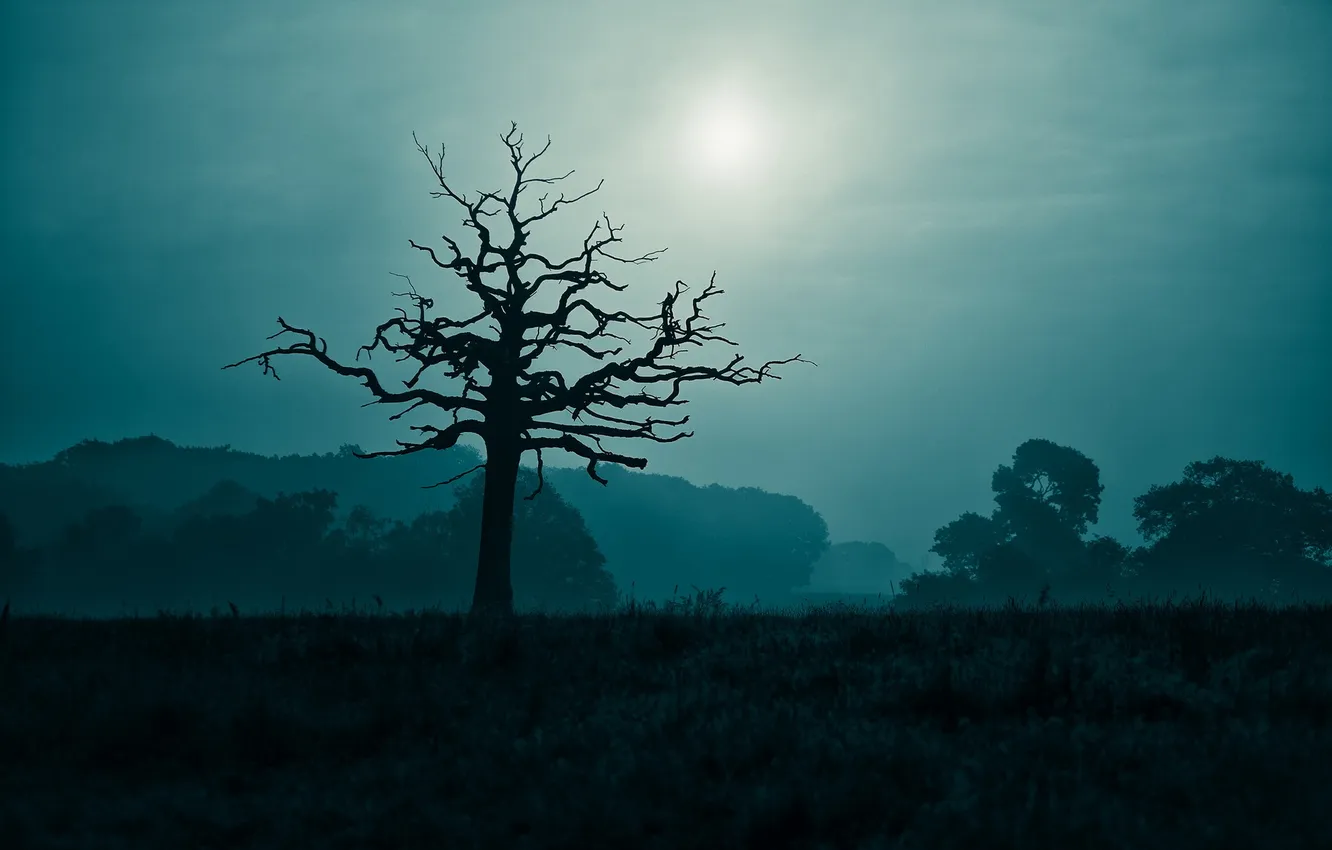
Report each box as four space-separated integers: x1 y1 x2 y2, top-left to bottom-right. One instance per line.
993 439 1104 536
1132 456 1332 600
975 541 1045 598
929 511 1006 579
991 438 1104 582
224 124 812 618
341 504 390 548
1134 457 1332 563
1084 533 1132 585
917 438 1108 603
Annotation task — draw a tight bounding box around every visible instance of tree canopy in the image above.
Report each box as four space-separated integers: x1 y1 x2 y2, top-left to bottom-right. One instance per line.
1131 457 1332 601
925 438 1106 591
1134 456 1332 565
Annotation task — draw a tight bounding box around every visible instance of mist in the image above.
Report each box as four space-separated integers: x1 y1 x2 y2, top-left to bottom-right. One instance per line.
3 0 1328 579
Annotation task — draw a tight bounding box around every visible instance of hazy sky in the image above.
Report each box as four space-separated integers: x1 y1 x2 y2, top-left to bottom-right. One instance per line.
3 0 1329 566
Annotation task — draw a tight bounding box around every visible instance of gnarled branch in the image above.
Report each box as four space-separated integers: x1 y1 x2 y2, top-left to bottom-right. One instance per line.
225 125 812 486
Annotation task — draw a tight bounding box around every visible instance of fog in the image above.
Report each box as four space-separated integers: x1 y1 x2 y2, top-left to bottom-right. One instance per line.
3 0 1328 567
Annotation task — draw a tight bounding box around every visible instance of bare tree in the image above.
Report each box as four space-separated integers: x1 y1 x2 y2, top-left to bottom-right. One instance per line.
224 123 814 619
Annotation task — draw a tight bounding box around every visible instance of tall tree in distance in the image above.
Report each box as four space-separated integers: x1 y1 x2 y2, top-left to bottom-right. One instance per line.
991 438 1104 580
224 123 813 619
991 439 1103 539
917 438 1108 603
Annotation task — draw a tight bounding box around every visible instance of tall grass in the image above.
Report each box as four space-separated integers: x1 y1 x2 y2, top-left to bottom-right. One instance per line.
2 585 1330 848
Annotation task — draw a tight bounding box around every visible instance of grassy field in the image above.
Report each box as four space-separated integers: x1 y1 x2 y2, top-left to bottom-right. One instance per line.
1 592 1329 849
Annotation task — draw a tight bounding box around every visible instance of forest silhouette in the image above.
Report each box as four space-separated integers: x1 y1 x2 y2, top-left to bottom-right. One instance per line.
3 434 1328 617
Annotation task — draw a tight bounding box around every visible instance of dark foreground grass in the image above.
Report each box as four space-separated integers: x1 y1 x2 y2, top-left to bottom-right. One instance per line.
1 594 1330 850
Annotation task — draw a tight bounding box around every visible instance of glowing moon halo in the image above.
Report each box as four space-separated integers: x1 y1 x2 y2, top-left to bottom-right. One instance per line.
698 112 755 169
683 92 767 183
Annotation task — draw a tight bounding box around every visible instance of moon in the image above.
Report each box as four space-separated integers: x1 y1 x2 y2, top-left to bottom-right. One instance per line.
697 111 756 170
683 88 768 183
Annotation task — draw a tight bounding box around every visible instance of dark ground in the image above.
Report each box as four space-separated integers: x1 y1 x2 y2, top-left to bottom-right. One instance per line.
1 596 1329 849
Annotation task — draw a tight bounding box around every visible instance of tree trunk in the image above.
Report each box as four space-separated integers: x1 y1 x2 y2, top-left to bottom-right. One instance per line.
470 430 521 620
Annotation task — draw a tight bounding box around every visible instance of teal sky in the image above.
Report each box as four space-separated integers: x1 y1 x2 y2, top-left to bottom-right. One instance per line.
3 0 1329 566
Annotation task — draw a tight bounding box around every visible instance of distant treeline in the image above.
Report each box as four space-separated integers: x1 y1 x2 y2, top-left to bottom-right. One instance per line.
0 436 830 615
900 439 1332 609
0 471 612 616
0 435 1328 616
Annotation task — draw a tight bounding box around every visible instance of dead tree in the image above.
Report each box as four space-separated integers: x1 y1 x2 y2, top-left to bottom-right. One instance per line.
224 123 813 619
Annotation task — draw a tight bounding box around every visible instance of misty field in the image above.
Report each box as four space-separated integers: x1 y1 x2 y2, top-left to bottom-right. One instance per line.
1 594 1330 849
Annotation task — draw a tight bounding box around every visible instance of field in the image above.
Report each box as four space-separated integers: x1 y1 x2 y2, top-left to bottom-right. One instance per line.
1 593 1330 849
